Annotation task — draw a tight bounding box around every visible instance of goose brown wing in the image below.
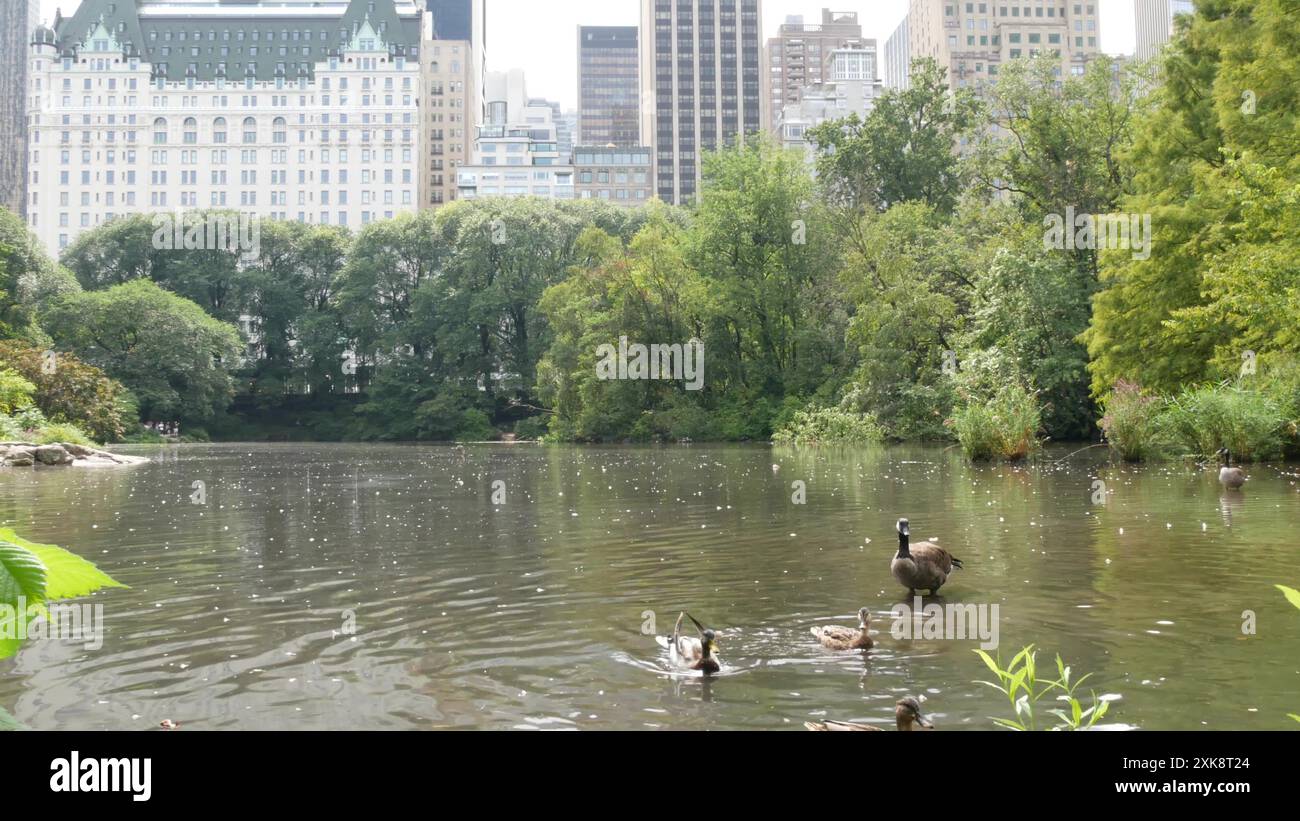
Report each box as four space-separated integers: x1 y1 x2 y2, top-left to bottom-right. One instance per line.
910 541 955 574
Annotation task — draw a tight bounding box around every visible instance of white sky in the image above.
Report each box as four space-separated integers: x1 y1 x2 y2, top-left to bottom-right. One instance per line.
40 0 1138 108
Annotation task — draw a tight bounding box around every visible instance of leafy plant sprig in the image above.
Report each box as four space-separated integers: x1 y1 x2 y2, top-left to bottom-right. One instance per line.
974 645 1112 731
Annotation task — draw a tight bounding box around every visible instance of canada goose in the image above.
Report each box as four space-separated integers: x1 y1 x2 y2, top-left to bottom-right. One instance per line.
804 697 934 732
1217 449 1247 489
810 607 874 651
657 612 721 674
891 518 963 595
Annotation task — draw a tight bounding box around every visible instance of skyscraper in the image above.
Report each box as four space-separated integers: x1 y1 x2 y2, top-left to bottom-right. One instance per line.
640 0 764 205
907 0 1102 93
420 0 486 208
1134 0 1195 61
1 0 40 218
577 26 639 147
427 0 475 41
766 10 864 133
883 14 910 90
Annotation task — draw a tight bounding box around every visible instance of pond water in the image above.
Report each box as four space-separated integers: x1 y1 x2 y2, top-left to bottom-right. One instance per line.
1 443 1297 730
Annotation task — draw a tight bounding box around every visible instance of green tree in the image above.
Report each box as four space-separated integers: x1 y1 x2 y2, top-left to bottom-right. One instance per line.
0 208 80 342
836 201 975 439
689 136 844 403
809 58 981 214
538 212 715 440
969 54 1143 225
1084 0 1300 396
60 214 170 290
42 280 242 425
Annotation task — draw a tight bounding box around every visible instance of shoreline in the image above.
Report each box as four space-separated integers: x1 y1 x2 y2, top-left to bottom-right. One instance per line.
0 442 150 468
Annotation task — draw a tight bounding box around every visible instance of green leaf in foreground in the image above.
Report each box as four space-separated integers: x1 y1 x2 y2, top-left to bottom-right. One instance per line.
0 541 48 608
0 528 126 600
1278 585 1300 612
0 703 22 731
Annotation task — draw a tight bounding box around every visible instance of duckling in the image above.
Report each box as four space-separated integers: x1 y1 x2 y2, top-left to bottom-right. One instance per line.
810 607 874 651
891 518 963 595
1217 448 1247 489
804 697 934 732
657 612 721 674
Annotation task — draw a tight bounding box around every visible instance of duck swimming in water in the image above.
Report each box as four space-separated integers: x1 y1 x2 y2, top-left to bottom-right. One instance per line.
657 612 721 674
810 607 874 651
804 697 934 732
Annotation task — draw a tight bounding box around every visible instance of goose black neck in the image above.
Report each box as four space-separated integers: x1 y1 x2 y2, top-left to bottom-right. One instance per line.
897 531 910 558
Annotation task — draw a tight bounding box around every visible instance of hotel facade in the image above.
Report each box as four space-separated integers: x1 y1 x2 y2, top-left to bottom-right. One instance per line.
26 0 426 256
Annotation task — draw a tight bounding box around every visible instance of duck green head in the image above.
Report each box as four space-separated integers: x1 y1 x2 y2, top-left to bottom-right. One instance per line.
687 613 719 657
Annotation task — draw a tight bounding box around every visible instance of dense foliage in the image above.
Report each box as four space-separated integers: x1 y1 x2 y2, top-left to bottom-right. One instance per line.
0 341 127 442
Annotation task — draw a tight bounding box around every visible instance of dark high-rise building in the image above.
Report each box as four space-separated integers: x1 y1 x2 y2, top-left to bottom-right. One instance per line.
577 25 639 147
1 0 40 218
640 0 764 205
427 0 474 41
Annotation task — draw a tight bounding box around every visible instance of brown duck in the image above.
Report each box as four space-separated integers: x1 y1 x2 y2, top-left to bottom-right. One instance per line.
810 607 874 651
891 518 963 595
804 697 934 731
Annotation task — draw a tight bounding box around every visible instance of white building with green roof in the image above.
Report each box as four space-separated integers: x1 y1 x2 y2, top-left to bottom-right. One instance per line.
27 0 426 254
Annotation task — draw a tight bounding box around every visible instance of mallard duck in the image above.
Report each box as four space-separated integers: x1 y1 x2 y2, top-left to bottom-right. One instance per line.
810 607 874 651
804 697 934 732
891 518 963 595
657 612 721 674
1217 449 1247 489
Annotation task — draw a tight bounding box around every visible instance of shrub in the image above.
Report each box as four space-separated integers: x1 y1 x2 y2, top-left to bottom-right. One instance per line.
34 422 95 447
0 341 126 442
0 367 36 413
1099 380 1165 461
1155 382 1286 461
0 406 97 447
0 414 22 440
950 385 1041 461
11 405 48 432
454 409 495 442
772 405 884 445
513 416 550 441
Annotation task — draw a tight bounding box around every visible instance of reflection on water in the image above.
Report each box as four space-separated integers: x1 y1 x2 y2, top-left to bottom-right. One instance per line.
1 443 1297 730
